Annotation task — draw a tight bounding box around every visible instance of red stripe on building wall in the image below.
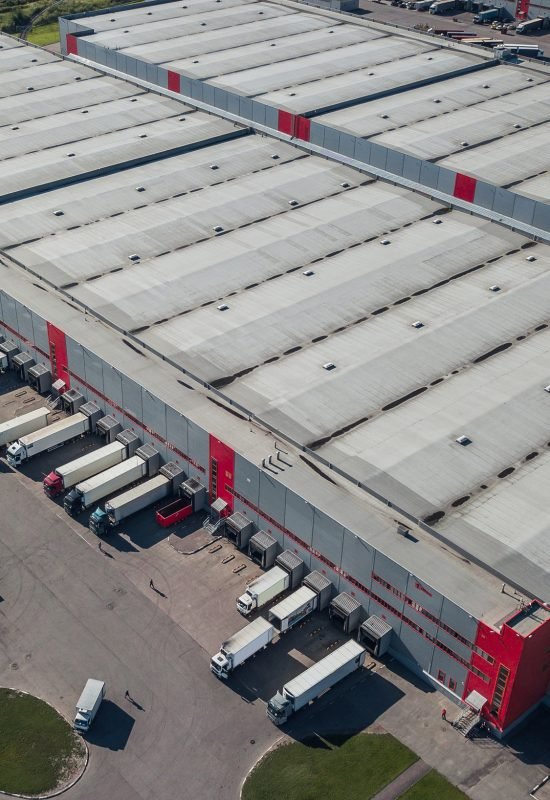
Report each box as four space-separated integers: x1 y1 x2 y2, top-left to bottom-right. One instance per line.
515 0 529 17
453 173 477 203
167 71 181 93
0 319 49 360
278 110 295 136
46 322 70 389
209 435 235 511
66 34 78 55
295 116 311 142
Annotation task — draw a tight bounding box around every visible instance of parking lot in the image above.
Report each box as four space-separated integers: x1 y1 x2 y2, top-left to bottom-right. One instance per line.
1 375 550 799
357 0 550 57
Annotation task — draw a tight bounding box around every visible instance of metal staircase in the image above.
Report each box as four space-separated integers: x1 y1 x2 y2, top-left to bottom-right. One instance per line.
453 709 481 738
203 515 224 535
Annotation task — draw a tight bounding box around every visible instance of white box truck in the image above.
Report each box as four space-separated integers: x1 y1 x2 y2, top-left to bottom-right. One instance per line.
237 566 290 616
267 640 366 725
89 462 184 535
6 404 102 466
73 679 105 733
211 617 276 679
0 407 49 447
44 438 134 498
430 0 458 12
268 586 318 633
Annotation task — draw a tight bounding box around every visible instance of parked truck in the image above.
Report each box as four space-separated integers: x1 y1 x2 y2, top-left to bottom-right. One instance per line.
267 640 366 725
430 0 459 13
268 586 318 633
64 444 158 517
473 8 500 22
236 551 304 616
44 430 138 498
237 566 290 616
0 407 49 448
73 678 105 733
89 461 184 535
210 617 276 679
515 17 543 33
6 403 102 467
415 0 433 8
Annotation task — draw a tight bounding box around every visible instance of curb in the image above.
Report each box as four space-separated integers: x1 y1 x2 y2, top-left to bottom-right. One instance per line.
168 533 223 556
239 734 287 800
0 688 89 800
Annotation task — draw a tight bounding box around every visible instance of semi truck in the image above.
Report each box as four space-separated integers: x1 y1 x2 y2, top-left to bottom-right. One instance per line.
6 402 102 466
210 617 276 679
429 0 459 13
64 444 159 517
267 586 318 633
43 430 139 498
237 566 290 616
89 461 185 535
73 679 105 733
515 17 543 33
267 640 366 725
415 0 433 8
473 8 500 22
0 407 49 447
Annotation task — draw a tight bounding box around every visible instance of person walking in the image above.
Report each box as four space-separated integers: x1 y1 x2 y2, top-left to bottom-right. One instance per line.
98 541 103 552
441 708 447 721
149 578 154 590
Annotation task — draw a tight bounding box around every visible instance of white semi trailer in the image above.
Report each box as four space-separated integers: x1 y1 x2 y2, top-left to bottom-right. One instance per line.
267 640 366 725
267 586 318 633
210 617 276 679
0 407 49 447
63 444 159 516
6 403 102 466
73 679 105 733
89 462 185 535
43 430 139 498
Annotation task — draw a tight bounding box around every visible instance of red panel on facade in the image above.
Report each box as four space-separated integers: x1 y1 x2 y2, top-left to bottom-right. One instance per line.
46 322 70 389
463 602 550 733
66 34 78 55
515 0 529 17
295 116 311 142
453 173 477 203
278 110 295 136
167 71 181 93
209 435 235 510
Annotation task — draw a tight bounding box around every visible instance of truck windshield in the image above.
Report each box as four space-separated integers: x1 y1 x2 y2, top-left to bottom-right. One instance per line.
267 702 284 717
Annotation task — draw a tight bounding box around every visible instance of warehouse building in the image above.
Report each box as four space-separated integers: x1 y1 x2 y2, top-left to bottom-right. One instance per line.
1 0 550 737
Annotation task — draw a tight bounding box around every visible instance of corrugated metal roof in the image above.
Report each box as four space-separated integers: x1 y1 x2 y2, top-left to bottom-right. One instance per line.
249 530 277 550
331 592 362 615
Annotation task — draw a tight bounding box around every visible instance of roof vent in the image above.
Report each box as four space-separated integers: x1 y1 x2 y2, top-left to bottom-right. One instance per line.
213 225 224 233
303 270 315 276
432 218 443 224
526 77 533 82
514 123 522 129
288 200 299 207
27 86 34 91
201 21 207 25
544 385 550 393
411 321 424 329
139 134 147 138
456 435 472 447
209 164 219 170
270 43 276 46
110 17 116 21
271 154 280 159
53 210 64 217
74 76 81 81
368 72 374 75
66 152 75 157
193 59 199 63
135 186 145 192
179 117 186 121
128 254 140 262
526 255 536 262
323 362 336 371
217 304 229 311
489 285 500 292
433 98 441 103
482 84 490 88
130 98 138 102
380 239 391 245
340 182 351 188
12 126 19 130
289 92 296 97
460 141 469 147
31 58 37 63
380 114 389 119
81 109 89 114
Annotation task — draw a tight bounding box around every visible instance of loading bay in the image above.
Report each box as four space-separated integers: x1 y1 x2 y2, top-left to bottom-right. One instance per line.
0 375 549 800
